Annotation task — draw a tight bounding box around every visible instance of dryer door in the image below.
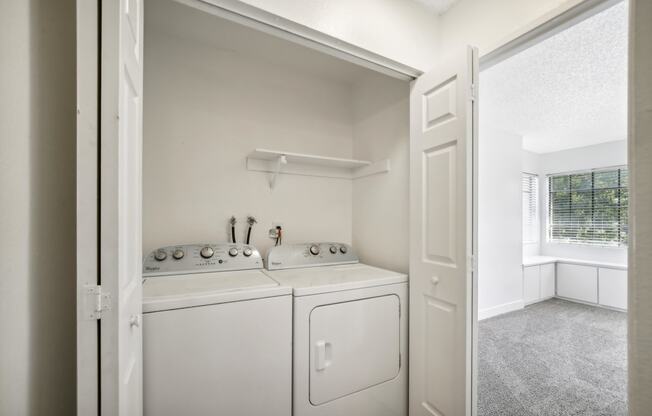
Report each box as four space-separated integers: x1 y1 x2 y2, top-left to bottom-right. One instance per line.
309 295 400 405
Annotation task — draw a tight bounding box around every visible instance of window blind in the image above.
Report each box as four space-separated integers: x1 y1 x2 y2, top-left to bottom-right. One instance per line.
548 167 628 246
522 173 539 243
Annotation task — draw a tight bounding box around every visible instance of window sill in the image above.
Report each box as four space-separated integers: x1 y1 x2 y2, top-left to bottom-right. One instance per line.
523 255 627 270
546 241 628 249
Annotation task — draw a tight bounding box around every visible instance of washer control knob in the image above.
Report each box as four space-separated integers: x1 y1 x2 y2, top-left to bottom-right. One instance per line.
200 246 214 259
243 247 253 257
172 249 185 260
309 244 320 256
339 246 348 254
329 245 337 254
154 250 167 261
228 247 239 257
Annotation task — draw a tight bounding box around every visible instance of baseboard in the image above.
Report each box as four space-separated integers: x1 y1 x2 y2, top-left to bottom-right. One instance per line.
479 300 525 320
553 296 627 312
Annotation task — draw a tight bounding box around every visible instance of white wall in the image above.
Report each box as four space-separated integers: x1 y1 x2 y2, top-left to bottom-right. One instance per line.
537 140 628 264
143 29 357 256
352 75 410 273
238 0 441 71
478 128 524 317
0 0 76 414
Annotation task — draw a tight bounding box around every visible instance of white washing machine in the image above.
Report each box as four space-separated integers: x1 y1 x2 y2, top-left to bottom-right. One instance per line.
264 243 408 416
142 243 292 416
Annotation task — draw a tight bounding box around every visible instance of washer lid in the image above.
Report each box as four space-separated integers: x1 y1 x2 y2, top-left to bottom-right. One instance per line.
264 263 407 296
142 270 291 312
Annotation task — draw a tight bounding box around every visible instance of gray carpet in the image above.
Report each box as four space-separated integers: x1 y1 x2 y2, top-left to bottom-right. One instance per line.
478 298 627 416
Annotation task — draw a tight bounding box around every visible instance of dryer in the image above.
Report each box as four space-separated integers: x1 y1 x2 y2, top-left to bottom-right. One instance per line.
265 243 408 416
142 243 292 416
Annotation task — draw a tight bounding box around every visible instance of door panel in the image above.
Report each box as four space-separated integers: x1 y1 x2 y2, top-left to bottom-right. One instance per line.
409 47 478 416
309 295 400 405
100 0 144 414
557 263 597 303
423 143 457 266
598 268 627 310
540 264 556 299
523 266 540 304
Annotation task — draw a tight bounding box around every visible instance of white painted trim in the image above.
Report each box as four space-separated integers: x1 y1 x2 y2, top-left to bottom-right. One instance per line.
76 0 99 414
478 300 525 321
173 0 422 81
100 0 120 411
470 46 480 416
480 0 623 70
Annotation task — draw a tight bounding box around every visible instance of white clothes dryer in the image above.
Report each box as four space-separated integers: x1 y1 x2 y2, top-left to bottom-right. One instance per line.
142 243 292 416
264 243 408 416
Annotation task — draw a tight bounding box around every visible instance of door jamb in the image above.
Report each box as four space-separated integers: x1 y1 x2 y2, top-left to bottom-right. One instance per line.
480 0 622 70
76 0 100 414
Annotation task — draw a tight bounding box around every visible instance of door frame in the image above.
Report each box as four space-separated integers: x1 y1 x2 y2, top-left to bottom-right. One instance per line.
479 0 623 69
176 0 422 81
76 0 100 414
472 0 630 414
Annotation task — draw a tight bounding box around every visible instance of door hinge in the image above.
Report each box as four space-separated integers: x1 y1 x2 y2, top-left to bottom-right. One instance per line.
468 254 478 273
84 284 111 320
470 83 478 101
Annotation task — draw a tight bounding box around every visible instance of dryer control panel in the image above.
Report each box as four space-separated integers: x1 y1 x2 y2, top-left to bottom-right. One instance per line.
143 243 263 277
265 242 358 270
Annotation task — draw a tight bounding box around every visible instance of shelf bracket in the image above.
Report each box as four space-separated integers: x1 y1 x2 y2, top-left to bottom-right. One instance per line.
269 154 287 189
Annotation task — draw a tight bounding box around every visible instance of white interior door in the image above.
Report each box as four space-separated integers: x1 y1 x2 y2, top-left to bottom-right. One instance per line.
100 0 144 414
409 46 478 416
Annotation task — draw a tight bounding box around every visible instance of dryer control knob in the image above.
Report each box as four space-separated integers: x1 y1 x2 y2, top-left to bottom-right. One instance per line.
228 247 239 257
243 247 253 257
339 246 348 254
200 246 214 259
154 250 167 261
309 244 320 255
329 246 337 254
172 249 185 260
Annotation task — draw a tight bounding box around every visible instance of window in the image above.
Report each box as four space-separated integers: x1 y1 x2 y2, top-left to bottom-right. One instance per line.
522 173 539 243
548 167 628 246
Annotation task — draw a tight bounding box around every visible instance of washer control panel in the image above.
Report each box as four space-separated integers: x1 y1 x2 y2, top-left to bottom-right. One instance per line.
265 242 358 270
143 243 262 277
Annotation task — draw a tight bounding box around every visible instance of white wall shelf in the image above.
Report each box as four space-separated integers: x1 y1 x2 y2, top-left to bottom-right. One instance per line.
246 148 390 189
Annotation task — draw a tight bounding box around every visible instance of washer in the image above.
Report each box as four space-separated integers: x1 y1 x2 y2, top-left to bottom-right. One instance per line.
142 243 292 416
264 242 408 416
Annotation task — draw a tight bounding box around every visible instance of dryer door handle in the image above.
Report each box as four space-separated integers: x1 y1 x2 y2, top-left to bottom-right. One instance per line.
314 340 332 371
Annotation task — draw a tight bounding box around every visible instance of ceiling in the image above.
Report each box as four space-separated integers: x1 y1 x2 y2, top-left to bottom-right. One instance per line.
480 1 627 154
412 0 460 15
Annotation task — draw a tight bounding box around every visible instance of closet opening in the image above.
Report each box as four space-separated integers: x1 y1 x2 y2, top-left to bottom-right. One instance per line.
140 0 412 414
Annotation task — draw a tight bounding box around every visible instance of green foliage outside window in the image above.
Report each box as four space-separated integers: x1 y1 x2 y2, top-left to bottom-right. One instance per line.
548 167 628 246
